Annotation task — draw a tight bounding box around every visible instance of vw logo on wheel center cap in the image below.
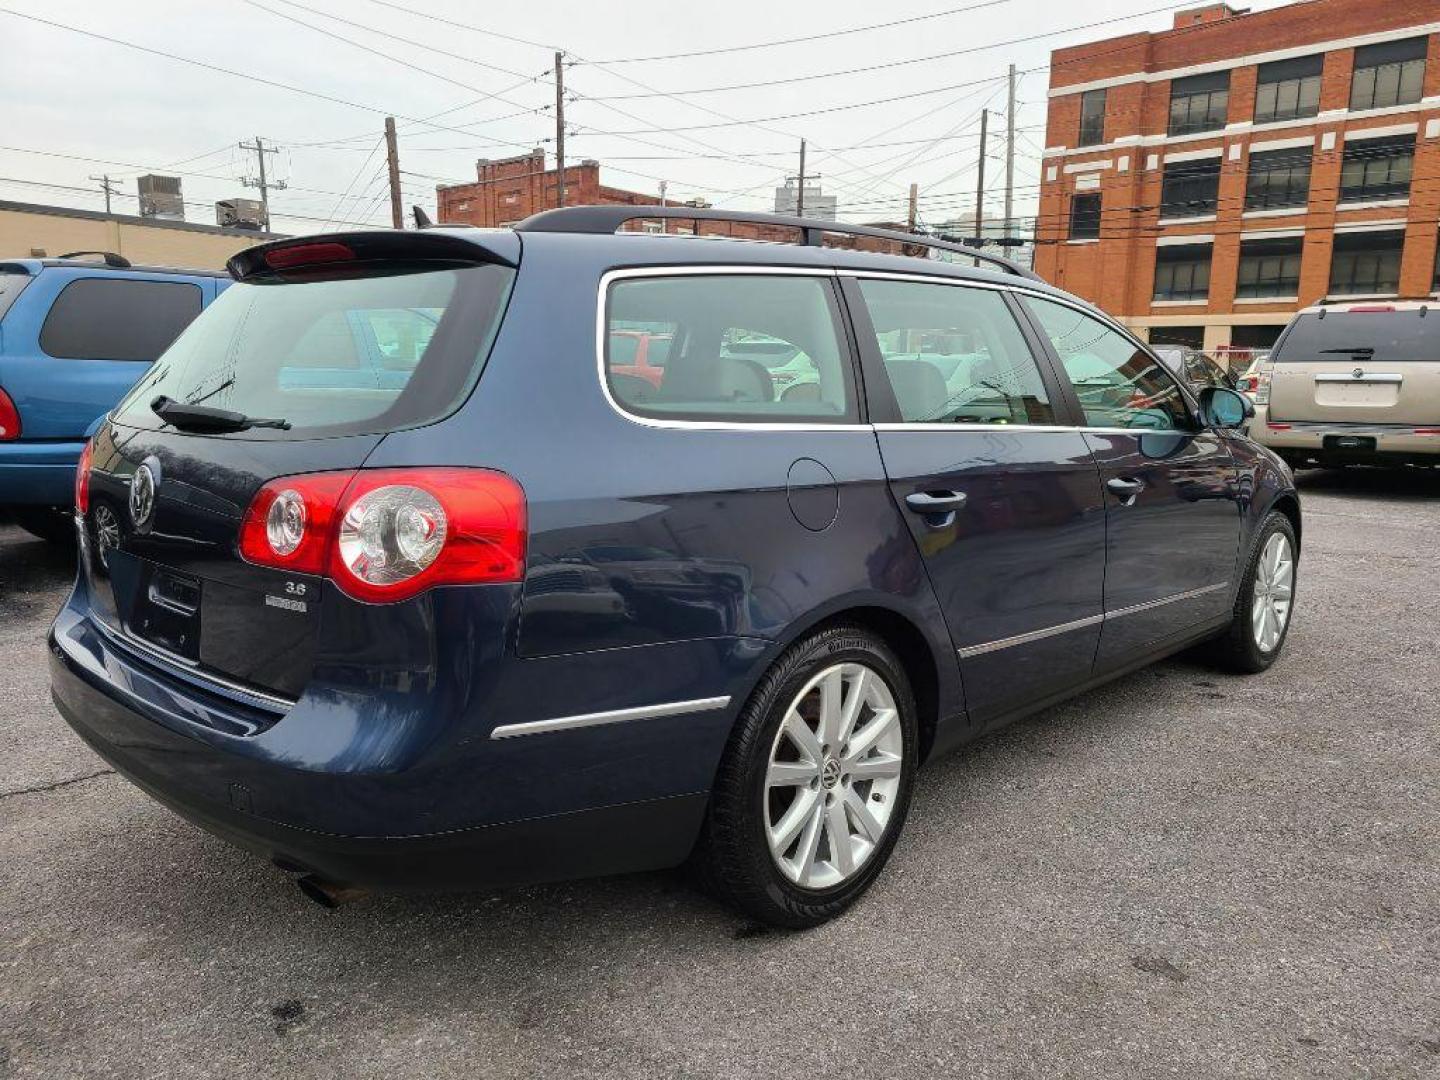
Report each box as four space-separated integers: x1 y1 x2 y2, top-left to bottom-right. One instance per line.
130 461 158 530
821 758 842 789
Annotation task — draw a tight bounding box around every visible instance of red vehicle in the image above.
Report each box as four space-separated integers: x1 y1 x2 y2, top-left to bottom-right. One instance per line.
608 329 673 389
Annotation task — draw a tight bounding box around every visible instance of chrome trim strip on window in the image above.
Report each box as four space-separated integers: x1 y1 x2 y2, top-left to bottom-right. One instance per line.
957 613 1105 659
490 695 732 739
91 616 297 713
1313 372 1403 383
595 265 872 433
871 423 1185 435
955 582 1231 660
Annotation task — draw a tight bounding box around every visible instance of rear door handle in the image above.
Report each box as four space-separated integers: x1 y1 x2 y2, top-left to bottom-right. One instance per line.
905 490 968 514
1106 477 1145 501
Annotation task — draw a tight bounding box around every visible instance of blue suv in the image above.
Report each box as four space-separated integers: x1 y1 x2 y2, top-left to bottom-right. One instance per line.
0 253 225 541
49 209 1299 927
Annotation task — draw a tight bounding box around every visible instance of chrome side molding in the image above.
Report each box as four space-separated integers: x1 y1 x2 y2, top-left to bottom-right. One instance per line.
490 695 732 739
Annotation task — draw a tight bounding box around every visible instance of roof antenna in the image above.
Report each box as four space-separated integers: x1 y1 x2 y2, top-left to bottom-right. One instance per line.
412 205 434 229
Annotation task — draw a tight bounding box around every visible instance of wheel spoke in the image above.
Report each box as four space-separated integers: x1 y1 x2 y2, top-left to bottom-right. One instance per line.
767 761 817 788
795 798 827 884
825 798 854 877
844 708 896 764
817 667 846 748
847 751 902 781
837 667 868 749
782 709 822 763
769 786 819 854
842 786 885 844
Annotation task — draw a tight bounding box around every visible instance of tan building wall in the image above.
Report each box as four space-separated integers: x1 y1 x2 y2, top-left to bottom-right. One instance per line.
0 200 281 271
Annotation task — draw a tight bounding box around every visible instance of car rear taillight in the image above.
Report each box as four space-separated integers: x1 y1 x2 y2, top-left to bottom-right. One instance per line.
239 468 525 603
75 440 93 513
1254 367 1272 405
0 387 19 441
262 242 356 270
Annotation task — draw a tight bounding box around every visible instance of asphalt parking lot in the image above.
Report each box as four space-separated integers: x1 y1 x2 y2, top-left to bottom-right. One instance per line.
2 469 1438 1080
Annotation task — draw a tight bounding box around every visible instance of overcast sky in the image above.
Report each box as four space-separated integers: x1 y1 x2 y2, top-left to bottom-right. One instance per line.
0 0 1287 234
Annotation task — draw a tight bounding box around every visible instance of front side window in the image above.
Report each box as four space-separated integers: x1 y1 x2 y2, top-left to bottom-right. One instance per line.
1069 193 1102 240
1254 55 1323 123
1153 244 1212 302
1236 237 1304 299
1022 295 1191 431
858 279 1054 425
1168 71 1230 136
1339 135 1415 203
1160 159 1221 218
39 278 202 361
1329 231 1405 296
1078 89 1107 147
1245 147 1312 211
1350 37 1428 111
603 274 853 422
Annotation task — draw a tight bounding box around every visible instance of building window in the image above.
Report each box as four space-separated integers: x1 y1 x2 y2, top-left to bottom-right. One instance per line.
1069 192 1102 240
1339 135 1415 203
1350 37 1428 111
1160 159 1221 218
1254 55 1323 123
1236 237 1304 298
1078 89 1107 147
1153 244 1212 301
1329 230 1405 295
1245 147 1312 211
1168 71 1230 136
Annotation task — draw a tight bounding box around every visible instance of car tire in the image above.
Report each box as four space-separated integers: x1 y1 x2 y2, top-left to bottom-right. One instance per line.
1208 510 1297 674
694 624 918 929
11 506 77 547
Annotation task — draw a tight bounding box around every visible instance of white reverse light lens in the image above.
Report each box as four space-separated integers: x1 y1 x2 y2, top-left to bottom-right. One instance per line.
337 485 447 587
265 489 307 555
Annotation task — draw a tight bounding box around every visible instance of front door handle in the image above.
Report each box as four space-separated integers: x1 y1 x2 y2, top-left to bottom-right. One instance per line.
905 490 968 514
1106 477 1145 502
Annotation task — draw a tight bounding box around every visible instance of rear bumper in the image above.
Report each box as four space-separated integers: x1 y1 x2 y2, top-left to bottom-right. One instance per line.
0 439 85 506
1249 410 1440 463
48 593 728 891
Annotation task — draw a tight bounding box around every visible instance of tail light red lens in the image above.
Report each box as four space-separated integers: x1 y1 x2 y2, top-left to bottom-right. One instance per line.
75 440 93 513
262 242 356 270
239 468 525 603
0 387 19 441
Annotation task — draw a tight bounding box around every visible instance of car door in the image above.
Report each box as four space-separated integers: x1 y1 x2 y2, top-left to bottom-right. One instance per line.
1017 294 1243 671
845 275 1108 728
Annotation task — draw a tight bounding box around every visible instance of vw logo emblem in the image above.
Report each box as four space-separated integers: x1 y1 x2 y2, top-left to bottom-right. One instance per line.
1352 367 1365 379
821 758 842 790
130 462 157 530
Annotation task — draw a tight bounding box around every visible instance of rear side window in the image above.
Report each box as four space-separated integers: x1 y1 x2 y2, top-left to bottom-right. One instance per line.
604 274 854 423
857 279 1055 425
113 264 514 439
40 278 202 361
1022 295 1192 431
1272 311 1439 363
0 268 32 322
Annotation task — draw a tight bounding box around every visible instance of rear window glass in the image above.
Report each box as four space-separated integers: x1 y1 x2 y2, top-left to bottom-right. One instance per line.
40 278 202 361
113 264 514 439
604 274 855 423
0 269 31 323
1273 311 1439 363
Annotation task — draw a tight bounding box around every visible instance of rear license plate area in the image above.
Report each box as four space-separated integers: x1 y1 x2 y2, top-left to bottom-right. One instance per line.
1324 434 1377 452
131 566 202 662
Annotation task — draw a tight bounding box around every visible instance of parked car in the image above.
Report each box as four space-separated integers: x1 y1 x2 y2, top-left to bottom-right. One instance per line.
1234 350 1270 398
50 210 1300 928
607 328 672 390
0 253 226 542
1152 344 1237 393
1251 300 1440 469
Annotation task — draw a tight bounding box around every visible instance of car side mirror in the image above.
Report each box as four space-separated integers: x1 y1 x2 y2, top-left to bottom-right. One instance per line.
1200 386 1253 429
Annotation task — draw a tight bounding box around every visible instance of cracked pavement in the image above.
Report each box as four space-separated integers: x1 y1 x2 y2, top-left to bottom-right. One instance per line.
2 468 1438 1079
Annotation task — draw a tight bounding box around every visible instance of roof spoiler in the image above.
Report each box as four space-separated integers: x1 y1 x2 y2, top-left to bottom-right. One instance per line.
58 250 131 268
227 230 517 281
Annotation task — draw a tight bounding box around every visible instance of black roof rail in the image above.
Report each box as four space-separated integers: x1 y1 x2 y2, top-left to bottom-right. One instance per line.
513 206 1042 282
57 250 131 268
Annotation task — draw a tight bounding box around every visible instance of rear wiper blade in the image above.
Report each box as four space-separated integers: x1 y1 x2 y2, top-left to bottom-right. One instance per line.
1318 346 1375 355
150 395 290 432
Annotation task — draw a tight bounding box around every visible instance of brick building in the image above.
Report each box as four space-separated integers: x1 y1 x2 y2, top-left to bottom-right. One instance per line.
1034 0 1440 352
435 149 670 228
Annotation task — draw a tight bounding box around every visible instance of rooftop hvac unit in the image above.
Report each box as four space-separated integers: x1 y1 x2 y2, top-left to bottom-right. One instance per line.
215 198 266 230
137 174 184 221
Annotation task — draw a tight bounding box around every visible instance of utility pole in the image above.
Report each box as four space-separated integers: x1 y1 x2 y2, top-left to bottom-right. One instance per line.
907 183 919 233
795 139 807 217
89 174 120 215
239 136 286 231
659 180 667 207
384 117 404 230
554 51 566 208
974 109 988 243
1004 64 1016 241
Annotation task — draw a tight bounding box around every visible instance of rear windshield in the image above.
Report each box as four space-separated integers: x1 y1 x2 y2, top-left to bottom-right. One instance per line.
1273 310 1439 364
113 264 514 438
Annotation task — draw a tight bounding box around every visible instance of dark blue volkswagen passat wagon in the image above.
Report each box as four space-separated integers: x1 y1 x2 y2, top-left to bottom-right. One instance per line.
49 208 1299 927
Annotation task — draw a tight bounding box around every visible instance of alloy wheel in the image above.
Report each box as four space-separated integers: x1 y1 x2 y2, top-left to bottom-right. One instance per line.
763 662 904 890
1251 532 1294 652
